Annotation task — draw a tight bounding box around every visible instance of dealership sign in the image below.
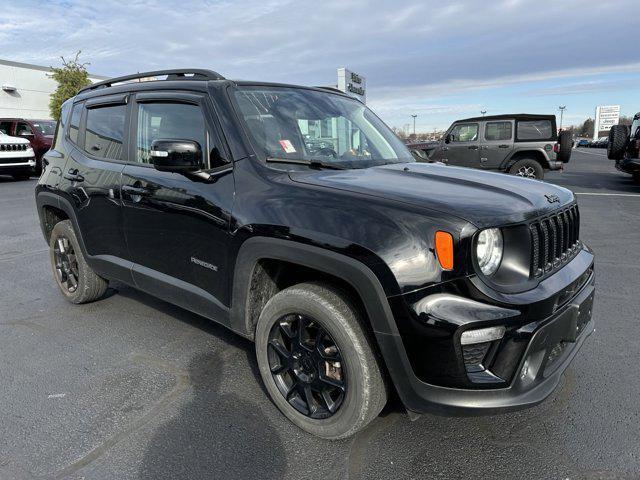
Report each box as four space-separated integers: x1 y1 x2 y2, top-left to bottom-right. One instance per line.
337 68 366 104
594 105 620 138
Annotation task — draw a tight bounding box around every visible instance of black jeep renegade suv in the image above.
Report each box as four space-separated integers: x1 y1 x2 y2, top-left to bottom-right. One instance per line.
36 69 595 439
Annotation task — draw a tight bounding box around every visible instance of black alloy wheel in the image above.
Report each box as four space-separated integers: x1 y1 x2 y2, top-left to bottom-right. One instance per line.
267 313 346 419
53 236 79 293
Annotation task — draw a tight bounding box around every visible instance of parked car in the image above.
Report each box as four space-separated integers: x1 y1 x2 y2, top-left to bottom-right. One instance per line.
608 113 640 183
426 114 572 179
0 130 36 180
36 69 595 439
590 137 608 148
576 139 590 147
0 118 55 175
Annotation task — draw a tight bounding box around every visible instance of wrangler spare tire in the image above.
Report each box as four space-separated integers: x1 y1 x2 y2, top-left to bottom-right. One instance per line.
557 130 573 163
607 124 629 160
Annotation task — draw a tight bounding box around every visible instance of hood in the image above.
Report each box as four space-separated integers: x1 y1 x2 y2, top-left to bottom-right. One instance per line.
0 133 31 145
289 162 574 228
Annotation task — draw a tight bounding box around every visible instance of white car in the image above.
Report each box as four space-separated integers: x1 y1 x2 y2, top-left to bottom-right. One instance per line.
0 130 36 180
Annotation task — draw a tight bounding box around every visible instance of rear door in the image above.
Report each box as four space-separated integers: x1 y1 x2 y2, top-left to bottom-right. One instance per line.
480 120 514 169
441 122 480 168
120 91 234 310
58 95 130 277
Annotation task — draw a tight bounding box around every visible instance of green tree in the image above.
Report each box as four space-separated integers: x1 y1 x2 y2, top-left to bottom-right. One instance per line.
48 52 91 120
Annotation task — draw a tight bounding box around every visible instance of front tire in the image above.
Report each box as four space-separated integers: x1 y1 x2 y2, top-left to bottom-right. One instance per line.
608 124 629 160
49 220 108 304
509 159 544 179
255 282 387 439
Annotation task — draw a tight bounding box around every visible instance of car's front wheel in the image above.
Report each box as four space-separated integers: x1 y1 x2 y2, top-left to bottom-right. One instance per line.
509 159 544 179
255 282 387 439
49 220 108 304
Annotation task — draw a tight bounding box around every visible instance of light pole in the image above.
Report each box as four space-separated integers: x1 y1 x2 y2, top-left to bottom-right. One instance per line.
411 115 417 135
558 105 566 129
481 110 487 117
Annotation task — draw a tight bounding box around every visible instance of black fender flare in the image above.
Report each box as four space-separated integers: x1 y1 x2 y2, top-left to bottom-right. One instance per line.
230 237 400 339
35 191 90 257
503 148 551 171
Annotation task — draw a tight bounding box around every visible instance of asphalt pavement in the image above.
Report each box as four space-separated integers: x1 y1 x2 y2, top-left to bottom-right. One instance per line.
1 148 639 479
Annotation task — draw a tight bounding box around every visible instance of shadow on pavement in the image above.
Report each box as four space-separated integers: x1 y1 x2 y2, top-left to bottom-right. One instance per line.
139 350 287 480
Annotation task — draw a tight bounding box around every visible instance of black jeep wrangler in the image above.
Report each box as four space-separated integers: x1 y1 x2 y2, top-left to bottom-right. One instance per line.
608 113 640 183
412 114 572 179
36 70 595 439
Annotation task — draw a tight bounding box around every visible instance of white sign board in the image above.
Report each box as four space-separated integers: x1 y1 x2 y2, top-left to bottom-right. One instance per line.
594 105 620 139
337 68 366 104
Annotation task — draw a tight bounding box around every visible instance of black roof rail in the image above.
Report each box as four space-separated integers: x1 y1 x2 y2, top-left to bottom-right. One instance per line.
315 86 346 94
78 69 225 94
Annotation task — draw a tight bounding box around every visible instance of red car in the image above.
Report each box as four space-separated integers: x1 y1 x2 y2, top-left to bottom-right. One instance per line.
0 118 56 175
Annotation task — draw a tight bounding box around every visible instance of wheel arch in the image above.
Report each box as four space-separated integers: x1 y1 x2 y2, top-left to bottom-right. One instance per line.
36 192 88 253
230 237 399 341
503 149 550 170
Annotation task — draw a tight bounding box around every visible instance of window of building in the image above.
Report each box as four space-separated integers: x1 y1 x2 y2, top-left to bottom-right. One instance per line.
84 104 126 160
484 121 512 141
135 102 207 165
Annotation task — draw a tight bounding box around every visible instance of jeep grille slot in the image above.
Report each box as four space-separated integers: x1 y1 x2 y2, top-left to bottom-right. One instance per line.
529 205 580 277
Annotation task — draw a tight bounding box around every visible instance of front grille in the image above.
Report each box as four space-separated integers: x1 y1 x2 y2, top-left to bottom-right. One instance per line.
530 205 580 277
0 144 28 151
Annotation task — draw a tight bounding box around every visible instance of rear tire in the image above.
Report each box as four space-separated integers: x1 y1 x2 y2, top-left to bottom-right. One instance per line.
608 125 629 160
255 282 387 439
509 159 544 180
49 220 108 304
557 130 572 163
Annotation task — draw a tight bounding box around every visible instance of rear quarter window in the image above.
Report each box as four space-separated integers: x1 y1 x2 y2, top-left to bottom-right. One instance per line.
516 120 553 141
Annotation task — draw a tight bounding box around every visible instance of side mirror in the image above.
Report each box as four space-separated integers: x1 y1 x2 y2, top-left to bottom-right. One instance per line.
150 139 204 173
445 133 452 144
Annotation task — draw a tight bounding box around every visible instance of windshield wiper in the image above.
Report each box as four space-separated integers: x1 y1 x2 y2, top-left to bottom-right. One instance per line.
266 157 345 170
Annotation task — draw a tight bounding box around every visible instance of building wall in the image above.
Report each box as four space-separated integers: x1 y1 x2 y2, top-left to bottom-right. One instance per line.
0 59 107 120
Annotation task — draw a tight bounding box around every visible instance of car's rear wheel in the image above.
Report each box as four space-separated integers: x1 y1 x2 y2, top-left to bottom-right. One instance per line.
255 282 387 439
509 159 544 179
608 125 629 160
49 220 108 304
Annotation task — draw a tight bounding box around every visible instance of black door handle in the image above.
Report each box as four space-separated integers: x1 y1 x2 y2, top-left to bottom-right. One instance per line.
63 169 84 182
122 185 152 196
468 145 479 150
499 144 509 148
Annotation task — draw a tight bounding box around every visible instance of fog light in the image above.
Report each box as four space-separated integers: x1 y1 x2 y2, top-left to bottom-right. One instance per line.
460 326 506 345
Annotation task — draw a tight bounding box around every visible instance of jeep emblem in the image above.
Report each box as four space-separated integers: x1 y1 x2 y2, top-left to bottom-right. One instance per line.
545 194 560 204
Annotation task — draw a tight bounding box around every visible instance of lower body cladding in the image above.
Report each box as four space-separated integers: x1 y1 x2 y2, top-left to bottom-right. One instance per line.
376 248 595 415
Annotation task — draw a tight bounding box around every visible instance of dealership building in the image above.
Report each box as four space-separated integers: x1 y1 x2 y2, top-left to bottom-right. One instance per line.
0 58 107 120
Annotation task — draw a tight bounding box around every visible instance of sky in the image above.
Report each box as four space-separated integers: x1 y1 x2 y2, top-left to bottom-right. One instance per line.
2 0 640 132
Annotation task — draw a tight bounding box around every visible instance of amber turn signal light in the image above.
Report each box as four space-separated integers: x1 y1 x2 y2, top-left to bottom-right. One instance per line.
435 231 454 270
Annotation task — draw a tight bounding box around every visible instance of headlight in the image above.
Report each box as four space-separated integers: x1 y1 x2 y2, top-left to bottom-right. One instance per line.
476 228 503 276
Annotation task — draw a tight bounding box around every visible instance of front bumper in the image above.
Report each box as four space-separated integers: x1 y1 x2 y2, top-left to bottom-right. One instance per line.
0 157 36 173
376 248 595 415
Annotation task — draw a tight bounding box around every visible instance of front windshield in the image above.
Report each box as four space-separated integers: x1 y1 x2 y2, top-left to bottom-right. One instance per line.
32 121 56 135
233 86 413 169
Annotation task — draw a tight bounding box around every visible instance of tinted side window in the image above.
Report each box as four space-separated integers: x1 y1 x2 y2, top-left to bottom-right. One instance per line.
53 102 71 149
0 121 12 135
84 104 126 160
450 123 478 142
69 104 82 144
484 121 512 141
517 120 552 140
135 102 206 164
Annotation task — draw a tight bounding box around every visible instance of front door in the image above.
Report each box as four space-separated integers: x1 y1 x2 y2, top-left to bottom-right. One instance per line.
440 122 480 168
479 120 514 169
120 92 234 311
